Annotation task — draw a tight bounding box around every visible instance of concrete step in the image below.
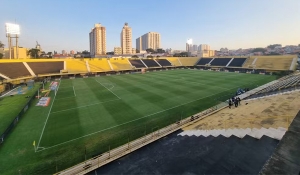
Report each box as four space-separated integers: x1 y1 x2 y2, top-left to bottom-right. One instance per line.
178 127 287 140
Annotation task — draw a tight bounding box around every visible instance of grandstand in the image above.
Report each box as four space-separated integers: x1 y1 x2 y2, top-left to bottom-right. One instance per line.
0 56 299 174
252 73 300 96
0 62 31 79
142 59 160 68
247 55 296 70
155 59 172 67
178 57 199 66
88 59 112 72
210 58 232 66
166 57 182 66
66 59 88 73
27 61 63 75
110 58 132 70
129 59 146 68
196 58 213 66
227 58 247 67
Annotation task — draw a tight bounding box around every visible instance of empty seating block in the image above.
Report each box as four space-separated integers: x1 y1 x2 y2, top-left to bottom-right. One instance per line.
142 59 160 67
0 63 31 78
252 56 295 70
155 59 172 67
196 58 213 65
129 60 146 68
167 57 182 66
242 57 256 68
228 58 247 67
88 59 111 72
27 62 63 74
66 60 88 73
210 58 231 66
110 58 132 70
178 57 200 66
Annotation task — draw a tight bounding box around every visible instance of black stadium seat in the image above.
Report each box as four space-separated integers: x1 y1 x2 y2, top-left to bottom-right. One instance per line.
129 60 146 68
142 59 160 67
196 58 213 65
228 58 247 67
155 59 172 67
210 58 231 66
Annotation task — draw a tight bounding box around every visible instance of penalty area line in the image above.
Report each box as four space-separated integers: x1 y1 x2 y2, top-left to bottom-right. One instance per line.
95 79 121 99
36 80 61 150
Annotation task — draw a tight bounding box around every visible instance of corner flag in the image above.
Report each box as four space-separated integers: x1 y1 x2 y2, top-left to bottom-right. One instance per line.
33 140 35 146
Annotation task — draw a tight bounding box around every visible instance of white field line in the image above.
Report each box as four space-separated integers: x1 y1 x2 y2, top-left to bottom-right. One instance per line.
73 86 76 97
55 96 76 100
95 79 121 99
50 99 120 114
37 73 268 151
36 80 61 152
36 85 239 152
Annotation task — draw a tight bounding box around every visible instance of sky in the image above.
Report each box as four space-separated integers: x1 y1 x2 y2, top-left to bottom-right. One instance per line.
0 0 299 53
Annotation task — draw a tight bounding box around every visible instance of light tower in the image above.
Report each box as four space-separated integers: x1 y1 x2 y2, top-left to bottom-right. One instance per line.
5 23 20 59
186 38 192 56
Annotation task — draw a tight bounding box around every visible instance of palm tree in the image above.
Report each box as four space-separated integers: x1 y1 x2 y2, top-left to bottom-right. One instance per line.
0 41 4 48
27 48 40 58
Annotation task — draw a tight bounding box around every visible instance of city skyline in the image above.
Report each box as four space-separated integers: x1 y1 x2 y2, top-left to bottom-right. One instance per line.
0 0 299 52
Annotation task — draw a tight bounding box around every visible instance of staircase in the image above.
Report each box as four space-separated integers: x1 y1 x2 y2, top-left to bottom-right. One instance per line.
94 130 279 174
178 127 287 140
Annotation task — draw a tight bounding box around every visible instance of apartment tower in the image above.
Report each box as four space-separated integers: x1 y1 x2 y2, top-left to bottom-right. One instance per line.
137 32 161 51
89 23 106 57
121 23 132 54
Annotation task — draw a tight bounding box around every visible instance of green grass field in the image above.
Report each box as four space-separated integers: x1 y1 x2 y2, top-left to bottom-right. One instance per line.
0 69 276 174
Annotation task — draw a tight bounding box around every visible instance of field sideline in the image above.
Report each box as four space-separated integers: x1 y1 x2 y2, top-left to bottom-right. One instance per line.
0 69 276 174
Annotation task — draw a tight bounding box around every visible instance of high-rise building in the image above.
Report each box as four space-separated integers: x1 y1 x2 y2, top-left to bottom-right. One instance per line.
197 44 215 57
139 32 161 51
114 47 122 55
186 44 192 52
198 44 210 51
136 37 142 52
193 45 198 52
121 23 132 54
132 48 136 54
89 23 106 57
62 50 66 55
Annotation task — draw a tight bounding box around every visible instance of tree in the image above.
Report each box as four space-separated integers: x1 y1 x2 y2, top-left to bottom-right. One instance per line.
0 41 4 48
0 53 3 59
136 49 140 53
251 48 266 53
146 48 155 53
147 55 153 58
27 48 40 58
267 44 281 49
157 48 165 53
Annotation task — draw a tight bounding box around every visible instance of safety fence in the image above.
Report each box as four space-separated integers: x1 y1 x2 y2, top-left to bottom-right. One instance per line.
0 85 41 145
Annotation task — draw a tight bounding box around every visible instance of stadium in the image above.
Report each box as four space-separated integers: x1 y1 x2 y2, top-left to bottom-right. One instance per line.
0 55 300 174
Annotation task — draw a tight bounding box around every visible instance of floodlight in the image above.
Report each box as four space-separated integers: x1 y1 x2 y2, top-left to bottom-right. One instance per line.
187 38 192 45
5 23 20 35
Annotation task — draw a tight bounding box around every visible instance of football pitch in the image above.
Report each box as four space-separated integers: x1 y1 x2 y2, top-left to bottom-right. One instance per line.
37 69 273 151
0 69 276 174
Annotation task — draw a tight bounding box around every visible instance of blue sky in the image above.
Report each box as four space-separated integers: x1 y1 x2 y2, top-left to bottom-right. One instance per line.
0 0 299 53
